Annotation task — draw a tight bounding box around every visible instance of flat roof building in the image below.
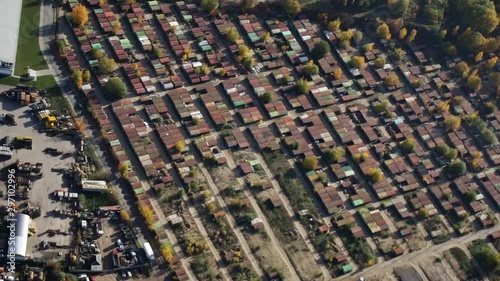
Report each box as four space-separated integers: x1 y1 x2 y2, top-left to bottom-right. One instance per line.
81 180 108 193
0 0 23 75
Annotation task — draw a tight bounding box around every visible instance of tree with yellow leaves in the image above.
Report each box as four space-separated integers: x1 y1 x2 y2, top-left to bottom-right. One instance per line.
373 57 386 68
71 4 88 26
399 27 407 40
304 60 319 76
238 45 250 57
455 61 469 77
466 75 482 92
444 115 461 131
332 67 342 80
225 27 240 44
474 52 483 63
483 37 499 53
366 168 383 183
261 32 271 43
376 23 391 40
139 205 155 228
406 29 417 43
362 43 373 53
175 140 186 152
328 18 341 32
72 69 83 89
469 151 483 171
486 57 498 71
437 100 450 113
160 243 174 263
350 56 365 68
82 70 91 83
120 209 131 223
384 75 399 86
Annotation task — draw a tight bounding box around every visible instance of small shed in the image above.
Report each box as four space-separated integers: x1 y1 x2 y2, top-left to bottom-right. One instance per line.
342 263 353 274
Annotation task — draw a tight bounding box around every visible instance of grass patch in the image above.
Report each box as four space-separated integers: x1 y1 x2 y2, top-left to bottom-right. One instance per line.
14 0 48 75
81 192 113 210
446 247 478 280
469 239 500 280
47 94 72 114
0 75 59 95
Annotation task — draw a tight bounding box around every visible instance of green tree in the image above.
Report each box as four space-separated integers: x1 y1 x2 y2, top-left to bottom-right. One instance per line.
489 72 500 88
304 60 319 76
284 0 301 16
374 100 389 113
475 248 500 272
297 78 310 94
311 40 330 60
104 77 127 100
401 138 416 152
201 0 219 13
325 147 345 163
377 23 391 40
484 102 497 114
388 0 409 16
465 190 477 202
458 28 486 53
98 57 118 74
481 129 499 145
260 92 274 104
243 57 255 69
302 156 318 170
448 159 466 175
417 208 430 219
353 31 363 44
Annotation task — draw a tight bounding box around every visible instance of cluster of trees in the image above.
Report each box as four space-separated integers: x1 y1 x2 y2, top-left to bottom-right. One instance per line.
469 239 500 276
71 69 91 89
195 64 210 76
465 113 499 145
366 168 383 182
303 60 319 76
324 147 346 163
139 204 155 229
236 45 255 69
435 143 458 161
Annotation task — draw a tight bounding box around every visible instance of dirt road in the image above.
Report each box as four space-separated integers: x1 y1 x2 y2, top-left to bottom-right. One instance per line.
339 224 500 280
223 150 301 280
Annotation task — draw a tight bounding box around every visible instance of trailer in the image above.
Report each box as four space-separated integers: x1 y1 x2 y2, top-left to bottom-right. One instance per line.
143 242 155 261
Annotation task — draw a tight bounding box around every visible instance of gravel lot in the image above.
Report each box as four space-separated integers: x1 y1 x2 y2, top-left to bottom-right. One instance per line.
0 99 75 260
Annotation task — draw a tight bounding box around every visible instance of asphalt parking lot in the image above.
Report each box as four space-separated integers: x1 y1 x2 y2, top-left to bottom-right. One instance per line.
0 98 75 260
